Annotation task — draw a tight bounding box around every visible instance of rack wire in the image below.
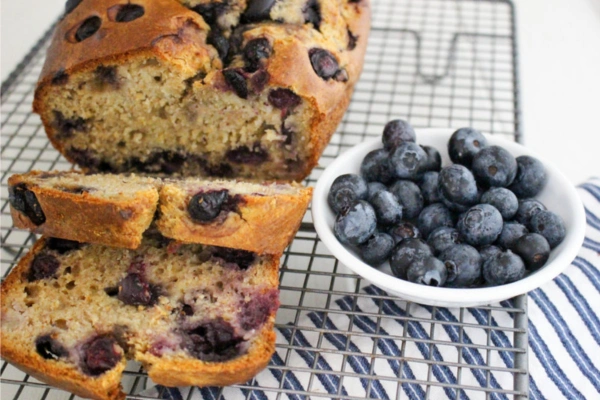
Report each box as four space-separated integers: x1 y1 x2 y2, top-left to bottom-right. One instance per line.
1 0 528 399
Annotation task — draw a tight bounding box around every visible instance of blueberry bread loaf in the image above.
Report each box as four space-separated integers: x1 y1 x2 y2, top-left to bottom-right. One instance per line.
33 0 371 180
1 236 280 400
9 170 312 253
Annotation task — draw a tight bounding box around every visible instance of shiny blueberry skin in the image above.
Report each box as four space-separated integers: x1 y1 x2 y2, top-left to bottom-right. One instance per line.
471 145 517 188
388 142 427 180
439 244 482 288
419 171 441 205
223 69 248 99
334 200 377 246
9 183 46 225
389 238 433 280
388 180 424 220
309 48 340 80
417 203 456 239
407 257 448 287
447 128 488 167
382 119 416 150
496 222 528 250
360 148 394 183
328 174 368 214
75 16 102 42
359 232 395 266
370 190 403 226
483 250 526 286
457 204 503 246
420 145 442 172
367 182 387 201
479 245 502 264
529 210 566 249
427 226 461 255
508 155 548 198
387 221 421 245
480 187 518 220
515 198 547 226
438 165 479 211
512 233 551 271
188 190 229 222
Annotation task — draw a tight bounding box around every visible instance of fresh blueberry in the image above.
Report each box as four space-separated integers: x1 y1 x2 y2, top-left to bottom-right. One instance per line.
388 142 427 180
309 48 340 80
515 198 546 226
417 203 456 239
457 204 503 246
512 233 551 271
387 221 421 244
437 165 479 211
82 336 121 376
508 155 548 198
448 128 488 167
46 238 82 254
367 182 387 200
480 187 518 220
35 335 68 360
360 148 394 183
471 145 517 187
370 190 403 226
479 245 502 264
9 183 46 225
242 0 275 22
328 174 368 213
439 244 482 288
529 210 566 249
419 171 441 205
243 38 272 72
359 232 395 266
223 69 249 99
183 318 243 362
388 180 424 220
28 253 60 282
407 257 448 287
483 251 526 286
420 145 442 172
382 119 416 150
115 4 145 22
334 200 377 246
496 222 528 250
117 273 159 307
75 16 102 42
188 190 229 222
427 226 461 255
389 238 433 280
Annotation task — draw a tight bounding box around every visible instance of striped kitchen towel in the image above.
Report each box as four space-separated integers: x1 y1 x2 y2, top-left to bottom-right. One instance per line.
143 178 600 400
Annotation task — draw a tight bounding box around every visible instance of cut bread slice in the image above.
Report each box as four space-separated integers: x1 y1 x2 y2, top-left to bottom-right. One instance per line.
8 170 312 253
1 235 279 400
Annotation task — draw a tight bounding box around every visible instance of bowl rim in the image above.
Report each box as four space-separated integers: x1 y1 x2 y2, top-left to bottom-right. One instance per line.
312 128 586 305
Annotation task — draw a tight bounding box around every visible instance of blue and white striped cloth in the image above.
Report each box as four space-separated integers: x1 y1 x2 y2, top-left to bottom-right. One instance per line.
144 178 600 400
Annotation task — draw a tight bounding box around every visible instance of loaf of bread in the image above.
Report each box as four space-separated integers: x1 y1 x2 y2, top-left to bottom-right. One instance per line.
33 0 370 181
8 170 312 253
1 235 280 400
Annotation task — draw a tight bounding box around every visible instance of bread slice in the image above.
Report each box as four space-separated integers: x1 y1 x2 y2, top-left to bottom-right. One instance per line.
1 235 280 400
8 170 312 253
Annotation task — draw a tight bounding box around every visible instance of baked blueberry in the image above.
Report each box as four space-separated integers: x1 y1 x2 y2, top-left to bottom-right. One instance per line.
388 142 427 180
483 251 526 286
207 29 230 60
115 4 145 22
370 190 403 226
239 290 279 331
360 148 393 183
117 273 158 307
183 318 243 362
407 257 447 287
243 38 271 73
52 110 87 139
420 145 442 172
390 238 433 280
223 69 249 99
419 171 441 205
188 190 229 222
479 245 502 264
75 16 102 42
334 200 376 246
46 238 82 254
512 233 550 271
359 232 395 266
496 222 528 250
471 145 517 187
367 182 387 200
427 226 461 255
9 183 46 225
52 69 69 85
439 244 482 288
508 155 548 198
82 336 121 376
211 247 257 270
309 48 340 80
303 0 321 29
480 187 518 220
529 210 566 249
417 203 456 239
382 119 416 150
327 174 368 213
347 29 358 50
65 0 83 15
242 0 276 23
457 204 503 246
268 89 301 110
192 2 227 25
226 144 269 165
35 335 68 360
28 253 60 282
388 180 424 220
387 221 420 244
447 128 487 167
515 198 546 226
437 165 479 211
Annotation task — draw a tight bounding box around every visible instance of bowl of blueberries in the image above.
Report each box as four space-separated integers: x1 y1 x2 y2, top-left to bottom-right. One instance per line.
312 121 586 307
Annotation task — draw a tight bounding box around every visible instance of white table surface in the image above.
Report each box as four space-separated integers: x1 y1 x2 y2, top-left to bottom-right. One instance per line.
2 0 599 183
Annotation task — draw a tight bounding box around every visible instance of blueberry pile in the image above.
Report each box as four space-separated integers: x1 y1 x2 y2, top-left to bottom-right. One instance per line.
329 121 565 288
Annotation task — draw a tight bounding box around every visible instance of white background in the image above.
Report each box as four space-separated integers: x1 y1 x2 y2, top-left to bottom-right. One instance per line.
2 0 600 184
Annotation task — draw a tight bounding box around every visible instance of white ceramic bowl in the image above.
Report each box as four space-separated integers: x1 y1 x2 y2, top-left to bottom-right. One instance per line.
312 128 586 307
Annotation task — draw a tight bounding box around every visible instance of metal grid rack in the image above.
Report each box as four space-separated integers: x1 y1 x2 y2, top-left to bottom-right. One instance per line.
1 0 528 399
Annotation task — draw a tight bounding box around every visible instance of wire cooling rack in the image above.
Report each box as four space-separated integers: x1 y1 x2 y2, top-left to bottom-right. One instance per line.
1 0 528 399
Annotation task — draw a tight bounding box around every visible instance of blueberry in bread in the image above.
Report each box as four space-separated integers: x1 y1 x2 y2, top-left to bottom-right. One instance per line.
9 170 312 253
1 235 280 400
34 0 371 180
